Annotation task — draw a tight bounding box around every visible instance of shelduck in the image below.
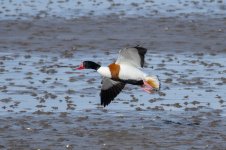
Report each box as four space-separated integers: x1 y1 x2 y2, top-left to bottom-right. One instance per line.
76 46 160 107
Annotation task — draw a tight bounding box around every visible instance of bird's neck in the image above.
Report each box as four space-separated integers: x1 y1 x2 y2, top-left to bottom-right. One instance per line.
92 64 101 70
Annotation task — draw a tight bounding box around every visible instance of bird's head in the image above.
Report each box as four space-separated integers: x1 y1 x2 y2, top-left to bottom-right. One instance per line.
76 61 100 70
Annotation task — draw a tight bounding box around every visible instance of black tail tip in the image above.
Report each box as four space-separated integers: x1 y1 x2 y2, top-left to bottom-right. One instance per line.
156 75 161 91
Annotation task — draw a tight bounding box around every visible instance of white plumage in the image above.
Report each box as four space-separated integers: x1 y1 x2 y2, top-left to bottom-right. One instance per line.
97 67 111 78
118 64 147 80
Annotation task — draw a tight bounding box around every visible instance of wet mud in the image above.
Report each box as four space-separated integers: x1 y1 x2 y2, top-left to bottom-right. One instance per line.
0 0 226 149
1 110 226 150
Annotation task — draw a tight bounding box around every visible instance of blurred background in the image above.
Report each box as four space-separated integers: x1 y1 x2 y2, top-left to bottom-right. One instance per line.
0 0 226 19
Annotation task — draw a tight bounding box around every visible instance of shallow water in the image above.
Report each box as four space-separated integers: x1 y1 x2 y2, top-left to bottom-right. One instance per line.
0 0 225 20
0 50 225 115
0 110 226 149
0 0 226 149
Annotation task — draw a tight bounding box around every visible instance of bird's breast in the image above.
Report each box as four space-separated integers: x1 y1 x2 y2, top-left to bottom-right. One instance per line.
97 67 112 78
108 63 120 79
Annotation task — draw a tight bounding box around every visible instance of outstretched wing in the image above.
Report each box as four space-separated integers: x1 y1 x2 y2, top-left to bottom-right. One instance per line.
115 46 147 68
100 77 125 107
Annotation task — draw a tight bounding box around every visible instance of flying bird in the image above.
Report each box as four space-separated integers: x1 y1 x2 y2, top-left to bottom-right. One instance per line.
76 46 160 107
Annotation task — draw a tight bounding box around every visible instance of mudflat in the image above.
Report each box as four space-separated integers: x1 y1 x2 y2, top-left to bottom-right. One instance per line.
0 0 226 149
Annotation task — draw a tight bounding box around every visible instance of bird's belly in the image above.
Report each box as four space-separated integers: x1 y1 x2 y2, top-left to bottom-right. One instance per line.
118 65 146 81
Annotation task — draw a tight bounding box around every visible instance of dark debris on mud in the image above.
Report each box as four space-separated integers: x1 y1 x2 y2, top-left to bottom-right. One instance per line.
0 110 226 150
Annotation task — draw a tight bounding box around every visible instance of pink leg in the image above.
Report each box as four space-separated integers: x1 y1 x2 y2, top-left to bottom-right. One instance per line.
142 87 152 93
141 83 154 94
143 81 153 90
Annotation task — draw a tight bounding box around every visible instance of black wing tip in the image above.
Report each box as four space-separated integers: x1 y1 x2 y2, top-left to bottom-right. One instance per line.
100 95 112 107
100 90 117 107
133 45 147 68
100 83 125 107
134 45 147 54
101 102 109 107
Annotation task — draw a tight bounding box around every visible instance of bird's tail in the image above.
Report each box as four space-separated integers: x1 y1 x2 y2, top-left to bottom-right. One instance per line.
144 75 160 91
